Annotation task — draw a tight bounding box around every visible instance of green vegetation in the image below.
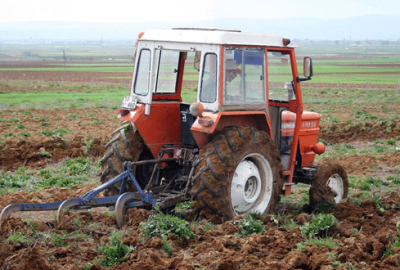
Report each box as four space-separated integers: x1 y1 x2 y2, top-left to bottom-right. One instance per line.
0 157 99 194
7 232 33 245
140 205 195 240
94 231 134 267
235 214 265 237
41 127 73 137
305 235 340 248
300 214 337 236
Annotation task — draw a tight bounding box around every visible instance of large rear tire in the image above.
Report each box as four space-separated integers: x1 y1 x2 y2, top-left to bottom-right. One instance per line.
99 123 149 196
190 126 283 223
309 162 348 208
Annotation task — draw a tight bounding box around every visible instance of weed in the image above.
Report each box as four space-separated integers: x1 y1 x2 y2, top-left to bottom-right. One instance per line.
162 235 173 256
91 120 105 125
52 234 67 247
305 235 339 248
9 118 19 122
19 131 31 137
202 221 215 232
0 173 33 190
72 215 82 229
7 232 32 245
62 157 91 175
387 175 400 185
36 151 52 157
294 242 306 251
282 219 299 230
34 116 49 121
331 116 341 123
41 127 73 137
15 123 27 130
94 231 134 267
372 193 385 211
173 201 193 217
15 167 27 174
84 139 93 154
39 169 52 178
68 113 77 119
386 138 396 145
235 214 265 237
300 213 337 236
39 122 52 127
39 175 76 188
4 132 14 138
140 208 195 240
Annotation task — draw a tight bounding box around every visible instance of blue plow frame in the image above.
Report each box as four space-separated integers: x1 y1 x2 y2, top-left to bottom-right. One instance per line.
0 164 157 228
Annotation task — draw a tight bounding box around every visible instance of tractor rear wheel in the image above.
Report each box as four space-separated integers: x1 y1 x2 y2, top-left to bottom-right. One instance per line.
309 162 348 208
99 122 149 196
191 126 283 223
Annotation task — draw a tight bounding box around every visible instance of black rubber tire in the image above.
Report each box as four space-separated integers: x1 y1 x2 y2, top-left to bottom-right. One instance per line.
99 123 146 196
190 126 283 223
309 162 349 208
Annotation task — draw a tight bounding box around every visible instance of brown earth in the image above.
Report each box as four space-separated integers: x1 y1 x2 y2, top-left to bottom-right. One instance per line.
2 188 400 269
0 108 119 171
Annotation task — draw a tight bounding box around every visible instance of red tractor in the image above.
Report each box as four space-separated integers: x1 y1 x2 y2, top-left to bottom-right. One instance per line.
0 28 348 227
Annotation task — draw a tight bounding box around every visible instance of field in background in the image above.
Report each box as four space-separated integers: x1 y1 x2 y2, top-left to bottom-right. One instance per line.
1 41 400 269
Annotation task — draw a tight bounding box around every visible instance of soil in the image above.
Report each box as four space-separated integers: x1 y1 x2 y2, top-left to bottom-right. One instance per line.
2 188 400 269
1 60 400 269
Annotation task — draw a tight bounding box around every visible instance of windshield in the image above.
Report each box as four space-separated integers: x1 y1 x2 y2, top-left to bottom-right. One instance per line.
154 50 180 94
134 49 151 96
267 51 295 101
223 47 266 104
133 49 182 96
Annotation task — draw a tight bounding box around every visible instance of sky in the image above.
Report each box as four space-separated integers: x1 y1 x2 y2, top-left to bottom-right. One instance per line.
1 0 400 23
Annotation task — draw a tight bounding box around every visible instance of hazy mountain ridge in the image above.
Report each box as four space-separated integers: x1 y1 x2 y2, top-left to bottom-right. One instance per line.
0 15 398 41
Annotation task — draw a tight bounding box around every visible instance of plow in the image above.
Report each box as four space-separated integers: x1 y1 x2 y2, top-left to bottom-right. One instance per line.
0 27 349 228
1 155 196 228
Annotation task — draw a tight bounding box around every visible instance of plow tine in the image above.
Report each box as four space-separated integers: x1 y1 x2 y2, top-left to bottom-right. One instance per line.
57 199 81 227
0 201 64 229
115 192 137 227
0 204 23 229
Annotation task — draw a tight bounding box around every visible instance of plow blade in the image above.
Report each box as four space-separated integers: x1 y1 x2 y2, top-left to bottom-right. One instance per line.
0 164 157 229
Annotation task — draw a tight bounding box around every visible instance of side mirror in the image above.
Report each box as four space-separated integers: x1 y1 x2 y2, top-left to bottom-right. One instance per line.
303 57 313 78
297 57 313 83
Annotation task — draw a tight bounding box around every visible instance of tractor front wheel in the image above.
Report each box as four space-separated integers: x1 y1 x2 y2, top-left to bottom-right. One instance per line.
191 126 283 222
309 162 348 208
99 122 150 196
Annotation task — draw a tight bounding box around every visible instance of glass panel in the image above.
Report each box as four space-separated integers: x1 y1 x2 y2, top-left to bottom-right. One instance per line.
200 53 217 103
155 50 180 93
224 48 265 104
182 52 199 103
267 51 295 101
134 49 151 96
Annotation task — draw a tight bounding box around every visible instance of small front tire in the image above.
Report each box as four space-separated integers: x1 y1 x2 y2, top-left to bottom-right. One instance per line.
309 162 348 208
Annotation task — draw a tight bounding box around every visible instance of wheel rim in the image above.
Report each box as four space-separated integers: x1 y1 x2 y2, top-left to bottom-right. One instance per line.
326 173 344 204
230 153 273 215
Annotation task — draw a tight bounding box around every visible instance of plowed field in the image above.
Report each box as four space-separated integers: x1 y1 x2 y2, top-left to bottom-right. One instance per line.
1 60 400 269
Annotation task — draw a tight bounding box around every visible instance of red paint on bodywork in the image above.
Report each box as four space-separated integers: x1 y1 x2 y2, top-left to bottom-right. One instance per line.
120 103 183 158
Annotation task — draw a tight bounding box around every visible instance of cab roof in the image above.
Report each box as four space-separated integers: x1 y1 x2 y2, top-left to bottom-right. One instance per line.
139 28 297 48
